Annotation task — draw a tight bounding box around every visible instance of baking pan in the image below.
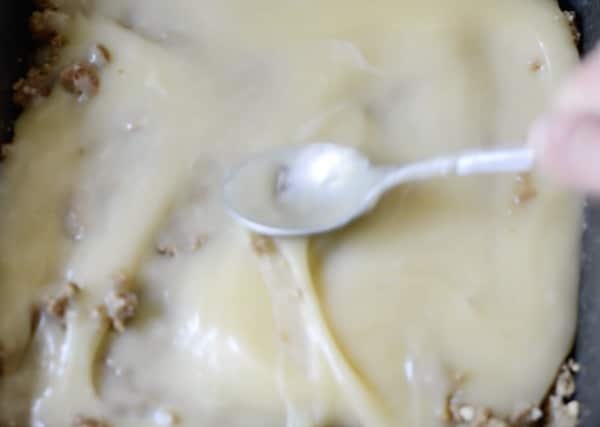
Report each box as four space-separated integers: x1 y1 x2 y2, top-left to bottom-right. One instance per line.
0 0 599 426
558 1 600 426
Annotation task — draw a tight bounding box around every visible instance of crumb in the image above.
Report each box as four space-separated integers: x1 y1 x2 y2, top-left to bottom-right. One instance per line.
447 392 540 427
543 360 579 427
59 62 100 100
563 11 581 45
12 0 67 109
156 244 177 257
73 416 110 427
555 365 576 398
511 406 543 425
45 282 80 319
567 359 580 373
50 34 66 49
88 44 112 68
513 173 537 206
448 395 497 427
529 59 544 72
251 234 275 256
92 305 109 322
104 289 138 332
545 395 578 427
13 67 53 107
29 11 57 41
445 377 581 427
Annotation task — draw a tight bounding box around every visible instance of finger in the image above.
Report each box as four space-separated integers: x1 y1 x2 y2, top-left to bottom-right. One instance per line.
529 112 600 193
555 44 600 113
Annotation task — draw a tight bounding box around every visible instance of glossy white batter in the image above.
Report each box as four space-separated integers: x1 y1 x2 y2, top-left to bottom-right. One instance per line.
0 1 582 426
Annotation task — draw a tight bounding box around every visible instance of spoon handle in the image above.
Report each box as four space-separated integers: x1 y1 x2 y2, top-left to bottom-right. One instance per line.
453 146 534 176
377 146 534 193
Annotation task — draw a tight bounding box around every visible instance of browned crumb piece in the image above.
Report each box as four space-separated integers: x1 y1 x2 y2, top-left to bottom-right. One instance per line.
60 62 100 100
88 44 112 68
13 67 53 107
447 359 580 427
563 11 581 45
30 11 58 41
513 173 537 206
511 406 544 425
529 59 544 73
92 305 109 323
251 234 276 256
567 359 580 373
45 282 81 319
544 361 579 427
73 416 110 427
156 244 177 257
104 289 139 332
11 0 66 110
447 397 508 427
30 304 41 335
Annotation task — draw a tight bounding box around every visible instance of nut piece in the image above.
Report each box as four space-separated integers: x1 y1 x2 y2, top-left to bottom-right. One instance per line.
156 244 177 257
513 173 537 206
555 365 576 399
60 62 100 100
251 234 276 256
45 282 80 319
73 416 110 427
88 44 112 68
563 11 581 44
544 361 580 427
105 289 138 332
529 59 544 73
13 67 52 107
30 11 57 41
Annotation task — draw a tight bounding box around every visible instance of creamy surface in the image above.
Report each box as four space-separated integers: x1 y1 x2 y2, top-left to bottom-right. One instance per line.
0 1 582 426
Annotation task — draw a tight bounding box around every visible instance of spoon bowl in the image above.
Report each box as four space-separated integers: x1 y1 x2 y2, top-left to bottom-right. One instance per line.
224 142 534 237
223 143 386 236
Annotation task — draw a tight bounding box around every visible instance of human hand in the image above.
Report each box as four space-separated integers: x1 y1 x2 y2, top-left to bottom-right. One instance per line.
529 46 600 193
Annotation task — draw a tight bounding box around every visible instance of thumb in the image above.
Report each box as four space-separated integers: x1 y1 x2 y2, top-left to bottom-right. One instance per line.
529 113 600 194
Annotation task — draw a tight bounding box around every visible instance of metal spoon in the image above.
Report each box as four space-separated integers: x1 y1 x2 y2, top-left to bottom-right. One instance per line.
223 143 534 237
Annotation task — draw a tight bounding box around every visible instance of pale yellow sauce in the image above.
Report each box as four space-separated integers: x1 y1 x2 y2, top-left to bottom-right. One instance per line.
0 1 582 426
